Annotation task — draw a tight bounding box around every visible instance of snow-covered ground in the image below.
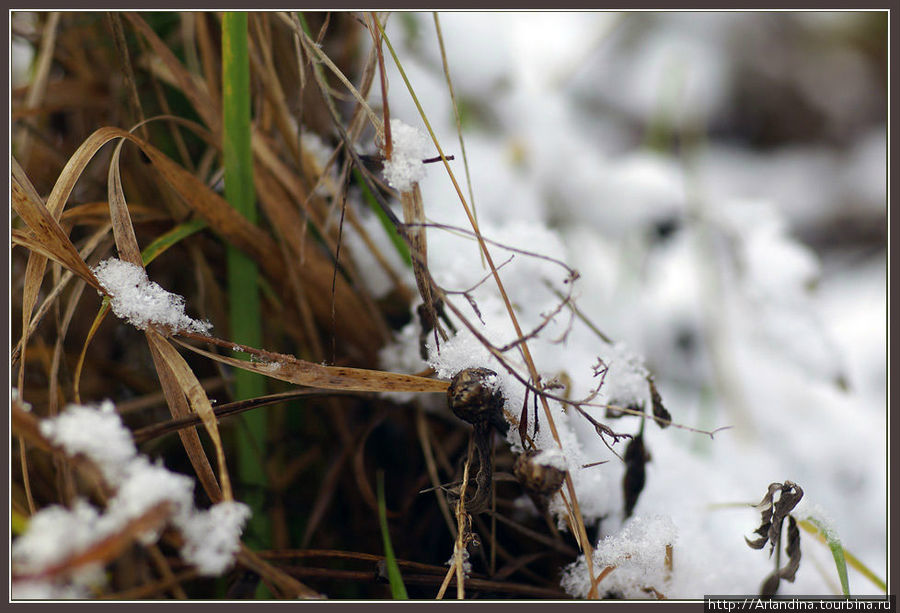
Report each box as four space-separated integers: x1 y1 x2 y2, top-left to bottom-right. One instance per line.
360 12 886 598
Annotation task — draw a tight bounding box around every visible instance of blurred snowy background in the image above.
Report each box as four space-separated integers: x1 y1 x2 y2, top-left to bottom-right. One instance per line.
358 12 887 598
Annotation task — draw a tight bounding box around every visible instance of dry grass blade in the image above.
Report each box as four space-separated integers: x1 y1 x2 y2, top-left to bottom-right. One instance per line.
146 331 223 504
283 12 382 140
174 337 449 393
124 13 220 134
14 12 61 158
12 156 101 399
11 400 54 454
11 157 100 291
416 408 457 537
10 213 110 364
235 545 323 599
146 331 233 502
105 138 143 265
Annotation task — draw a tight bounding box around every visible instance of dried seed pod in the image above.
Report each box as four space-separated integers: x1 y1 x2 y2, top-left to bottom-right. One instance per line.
513 449 567 498
448 367 508 435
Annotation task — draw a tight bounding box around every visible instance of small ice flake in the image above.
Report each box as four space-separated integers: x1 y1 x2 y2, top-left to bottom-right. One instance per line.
445 542 472 575
382 119 430 192
92 258 212 335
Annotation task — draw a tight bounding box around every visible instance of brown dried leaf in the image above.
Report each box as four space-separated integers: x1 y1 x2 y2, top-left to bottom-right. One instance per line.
146 331 233 501
768 482 803 553
778 515 801 582
622 434 649 518
11 158 100 291
760 571 780 598
146 331 223 504
105 138 142 265
174 338 449 394
647 377 672 429
745 482 782 551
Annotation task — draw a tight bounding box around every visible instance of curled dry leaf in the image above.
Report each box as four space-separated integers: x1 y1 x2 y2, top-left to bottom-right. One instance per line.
746 481 804 598
622 434 651 519
647 377 671 429
779 516 802 582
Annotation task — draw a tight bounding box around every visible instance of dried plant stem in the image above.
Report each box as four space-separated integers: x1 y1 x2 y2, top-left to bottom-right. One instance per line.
416 409 458 538
432 13 480 256
373 21 599 593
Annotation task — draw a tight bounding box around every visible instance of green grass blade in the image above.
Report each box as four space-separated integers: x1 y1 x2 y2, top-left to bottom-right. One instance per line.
800 518 851 596
377 470 409 599
11 508 29 536
141 218 208 266
222 13 268 564
798 518 886 595
354 169 412 268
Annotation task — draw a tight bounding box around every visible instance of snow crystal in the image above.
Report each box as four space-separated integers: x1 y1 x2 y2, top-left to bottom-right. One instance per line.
93 258 211 335
39 400 137 485
178 501 251 576
533 446 568 471
382 119 430 192
600 342 651 409
445 542 472 576
561 515 678 598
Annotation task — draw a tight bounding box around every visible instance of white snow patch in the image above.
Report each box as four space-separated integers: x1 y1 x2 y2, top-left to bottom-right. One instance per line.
534 446 568 471
40 399 136 485
382 119 430 192
93 258 211 335
562 515 678 598
12 400 250 594
179 501 253 576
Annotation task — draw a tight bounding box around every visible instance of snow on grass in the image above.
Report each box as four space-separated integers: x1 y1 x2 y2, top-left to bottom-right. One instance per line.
12 400 250 597
370 12 885 598
533 446 568 471
179 501 253 575
561 515 678 598
382 118 430 192
39 399 136 485
93 258 211 335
